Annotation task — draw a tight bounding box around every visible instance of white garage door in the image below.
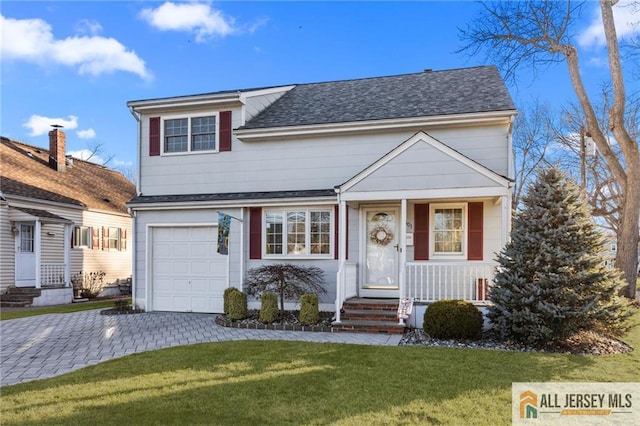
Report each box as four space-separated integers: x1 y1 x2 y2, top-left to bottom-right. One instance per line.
152 226 228 313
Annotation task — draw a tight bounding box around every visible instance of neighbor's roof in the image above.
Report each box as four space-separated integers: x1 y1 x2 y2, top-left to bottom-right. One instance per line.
0 137 136 214
239 66 516 130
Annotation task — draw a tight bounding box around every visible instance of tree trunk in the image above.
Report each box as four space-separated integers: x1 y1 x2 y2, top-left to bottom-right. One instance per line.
616 158 640 298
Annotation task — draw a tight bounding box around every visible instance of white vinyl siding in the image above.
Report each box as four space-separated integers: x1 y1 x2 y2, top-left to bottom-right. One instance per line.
139 114 511 196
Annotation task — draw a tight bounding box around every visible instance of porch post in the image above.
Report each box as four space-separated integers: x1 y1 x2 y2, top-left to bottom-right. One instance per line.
64 224 71 286
398 199 407 324
34 220 42 288
335 199 348 324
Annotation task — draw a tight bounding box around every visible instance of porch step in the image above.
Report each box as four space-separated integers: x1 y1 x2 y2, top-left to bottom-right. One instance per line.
0 288 41 308
333 297 406 334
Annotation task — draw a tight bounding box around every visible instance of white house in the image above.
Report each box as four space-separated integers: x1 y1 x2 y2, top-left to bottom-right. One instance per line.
0 130 136 306
127 66 517 331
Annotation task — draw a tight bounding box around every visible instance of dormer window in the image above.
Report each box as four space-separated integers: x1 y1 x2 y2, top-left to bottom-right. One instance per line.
164 114 217 154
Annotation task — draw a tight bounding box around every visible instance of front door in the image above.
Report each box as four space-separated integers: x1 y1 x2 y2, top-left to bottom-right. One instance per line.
15 223 36 287
360 208 399 298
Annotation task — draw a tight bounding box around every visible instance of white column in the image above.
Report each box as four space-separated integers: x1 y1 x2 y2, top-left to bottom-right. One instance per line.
64 224 71 286
399 199 407 324
34 220 42 288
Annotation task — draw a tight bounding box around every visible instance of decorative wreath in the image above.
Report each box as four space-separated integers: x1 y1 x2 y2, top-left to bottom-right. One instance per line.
370 225 394 246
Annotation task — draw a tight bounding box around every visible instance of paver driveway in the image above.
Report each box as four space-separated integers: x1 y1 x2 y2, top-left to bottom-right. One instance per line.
0 310 401 386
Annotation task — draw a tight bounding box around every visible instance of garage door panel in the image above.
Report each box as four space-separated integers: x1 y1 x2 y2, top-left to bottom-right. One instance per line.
152 226 228 313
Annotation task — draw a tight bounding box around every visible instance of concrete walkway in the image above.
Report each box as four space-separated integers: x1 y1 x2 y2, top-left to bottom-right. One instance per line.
0 310 402 386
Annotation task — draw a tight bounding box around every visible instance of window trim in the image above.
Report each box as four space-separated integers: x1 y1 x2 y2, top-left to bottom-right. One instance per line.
160 112 220 155
262 207 334 259
73 226 92 249
107 227 121 251
429 203 467 260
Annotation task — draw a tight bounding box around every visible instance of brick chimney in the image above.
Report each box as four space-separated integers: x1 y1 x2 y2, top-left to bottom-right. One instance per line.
48 125 66 172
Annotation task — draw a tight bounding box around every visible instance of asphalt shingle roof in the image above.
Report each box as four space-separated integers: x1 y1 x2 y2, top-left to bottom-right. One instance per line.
239 66 515 130
1 137 136 214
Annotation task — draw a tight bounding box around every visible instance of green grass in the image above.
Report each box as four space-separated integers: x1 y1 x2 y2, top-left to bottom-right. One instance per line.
1 310 638 425
0 299 124 321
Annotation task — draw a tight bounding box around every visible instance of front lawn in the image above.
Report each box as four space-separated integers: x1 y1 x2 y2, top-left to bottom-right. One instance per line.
1 310 638 425
0 299 126 321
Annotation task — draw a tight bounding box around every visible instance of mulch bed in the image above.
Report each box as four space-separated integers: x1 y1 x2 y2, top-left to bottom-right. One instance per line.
216 310 333 332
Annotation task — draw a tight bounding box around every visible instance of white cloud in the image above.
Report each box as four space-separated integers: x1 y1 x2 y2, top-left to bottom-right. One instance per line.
578 0 639 48
74 19 103 36
76 128 96 139
0 15 151 80
23 115 79 137
67 149 104 164
139 1 235 42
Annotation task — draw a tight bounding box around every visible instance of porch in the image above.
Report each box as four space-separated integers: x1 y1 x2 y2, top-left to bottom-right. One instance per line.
335 261 495 324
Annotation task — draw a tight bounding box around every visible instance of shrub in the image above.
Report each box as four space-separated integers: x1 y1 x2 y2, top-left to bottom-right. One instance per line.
299 294 319 325
72 270 106 299
245 264 326 316
223 287 241 315
259 292 278 323
113 299 130 312
423 300 483 340
227 289 248 320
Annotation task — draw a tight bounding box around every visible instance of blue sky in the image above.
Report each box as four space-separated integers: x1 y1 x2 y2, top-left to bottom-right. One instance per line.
1 1 638 172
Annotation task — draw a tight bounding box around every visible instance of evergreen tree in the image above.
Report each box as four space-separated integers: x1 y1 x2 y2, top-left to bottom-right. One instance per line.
489 167 629 346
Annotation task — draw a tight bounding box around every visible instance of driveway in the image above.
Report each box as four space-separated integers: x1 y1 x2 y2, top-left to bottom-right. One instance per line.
0 310 401 386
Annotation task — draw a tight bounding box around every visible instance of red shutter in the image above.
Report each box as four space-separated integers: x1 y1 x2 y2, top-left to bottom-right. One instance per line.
414 204 429 260
249 207 262 259
219 111 232 152
467 202 484 260
121 229 127 251
149 117 160 156
92 227 99 250
102 227 108 251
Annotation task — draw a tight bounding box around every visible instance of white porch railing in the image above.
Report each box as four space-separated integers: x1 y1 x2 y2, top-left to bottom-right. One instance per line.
405 261 495 303
41 263 68 287
335 261 358 323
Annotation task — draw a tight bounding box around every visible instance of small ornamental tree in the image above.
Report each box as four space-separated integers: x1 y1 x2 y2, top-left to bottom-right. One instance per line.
489 167 630 347
245 263 326 317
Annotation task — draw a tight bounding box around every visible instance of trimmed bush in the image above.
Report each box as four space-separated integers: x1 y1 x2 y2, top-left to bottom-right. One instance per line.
223 287 241 315
423 300 483 340
259 292 279 323
299 293 319 325
227 289 248 320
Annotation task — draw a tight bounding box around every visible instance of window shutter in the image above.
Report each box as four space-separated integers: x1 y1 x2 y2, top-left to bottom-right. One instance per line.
467 202 483 260
414 204 429 260
70 228 75 249
149 117 160 156
102 227 108 251
121 229 127 251
249 207 262 259
219 111 232 152
92 227 99 250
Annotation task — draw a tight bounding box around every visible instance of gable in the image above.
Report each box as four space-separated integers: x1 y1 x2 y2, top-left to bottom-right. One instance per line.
340 132 510 195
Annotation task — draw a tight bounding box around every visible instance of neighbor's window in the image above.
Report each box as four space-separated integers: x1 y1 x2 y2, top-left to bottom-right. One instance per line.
431 204 465 258
264 208 332 257
164 115 216 153
108 227 121 250
73 226 92 248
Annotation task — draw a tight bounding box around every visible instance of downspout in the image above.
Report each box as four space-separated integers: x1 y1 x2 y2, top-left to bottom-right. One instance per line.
127 106 141 308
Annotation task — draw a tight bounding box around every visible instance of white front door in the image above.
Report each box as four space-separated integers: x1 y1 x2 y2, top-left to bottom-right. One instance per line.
360 208 400 298
15 223 36 287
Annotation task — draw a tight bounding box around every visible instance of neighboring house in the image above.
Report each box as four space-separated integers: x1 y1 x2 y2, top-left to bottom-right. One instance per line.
0 129 136 305
127 66 517 325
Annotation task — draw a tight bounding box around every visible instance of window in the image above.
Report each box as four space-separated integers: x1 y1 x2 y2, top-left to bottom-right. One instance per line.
108 228 121 250
431 204 466 258
19 224 34 252
264 208 333 257
164 115 217 153
73 226 92 248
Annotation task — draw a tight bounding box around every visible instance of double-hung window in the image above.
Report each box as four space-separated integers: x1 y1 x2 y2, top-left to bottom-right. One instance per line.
164 114 217 153
431 203 466 259
108 227 121 250
264 208 332 257
73 226 92 248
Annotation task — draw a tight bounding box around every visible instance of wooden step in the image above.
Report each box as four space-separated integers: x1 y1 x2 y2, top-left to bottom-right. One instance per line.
333 297 405 334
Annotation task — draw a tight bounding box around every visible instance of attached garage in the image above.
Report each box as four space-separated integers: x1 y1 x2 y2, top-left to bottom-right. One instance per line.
150 226 228 313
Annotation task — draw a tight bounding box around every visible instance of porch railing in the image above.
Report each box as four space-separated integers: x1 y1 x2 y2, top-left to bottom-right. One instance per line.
405 261 495 303
335 261 358 323
41 263 67 287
